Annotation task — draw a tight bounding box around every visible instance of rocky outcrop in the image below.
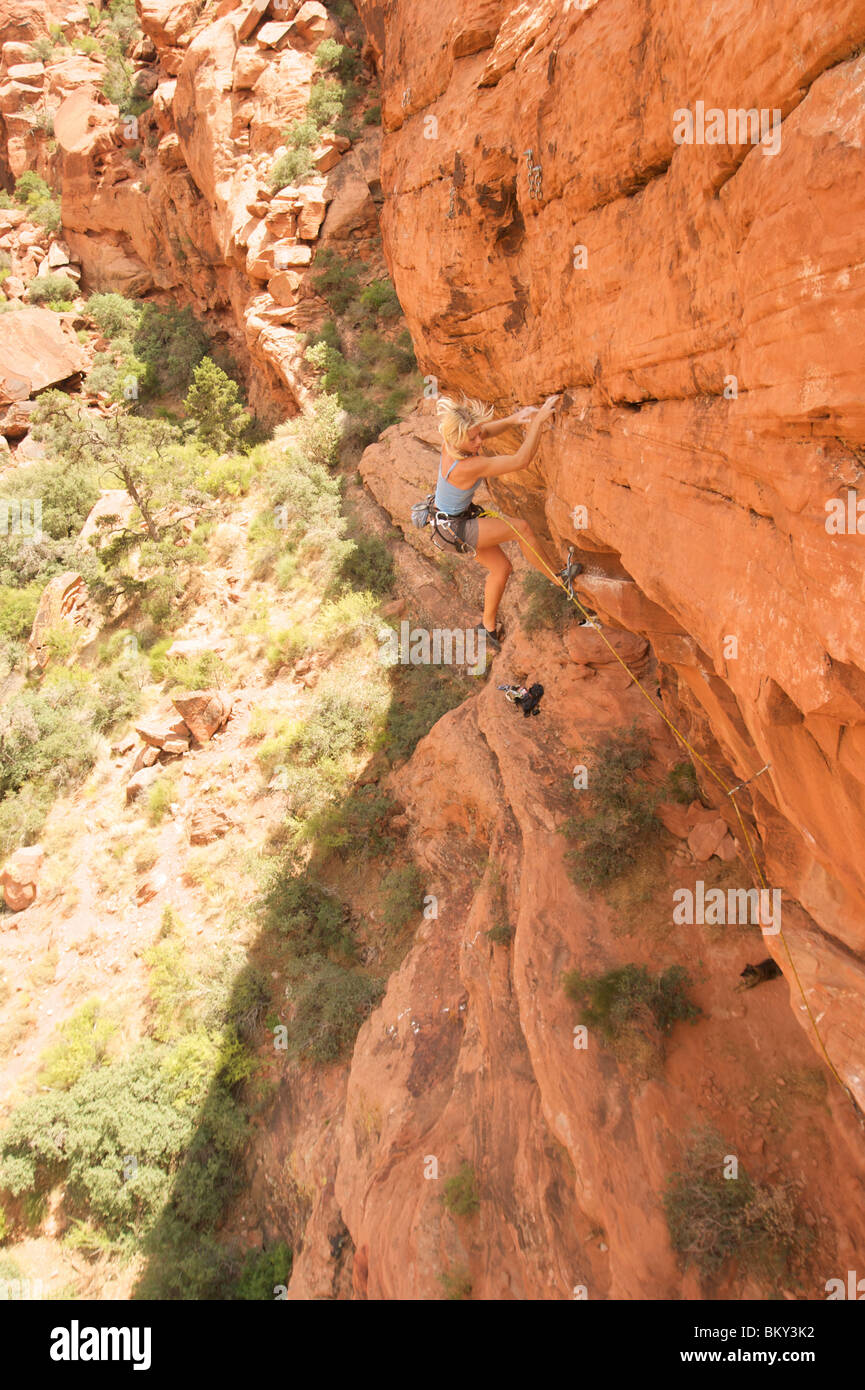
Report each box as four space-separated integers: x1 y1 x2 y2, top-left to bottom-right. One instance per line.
26 570 90 670
0 303 87 404
37 0 383 418
352 0 865 1108
0 843 43 911
171 689 232 745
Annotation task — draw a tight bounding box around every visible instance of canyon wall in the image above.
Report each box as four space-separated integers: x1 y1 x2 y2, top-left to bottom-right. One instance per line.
353 0 865 1109
0 0 385 417
3 0 865 1300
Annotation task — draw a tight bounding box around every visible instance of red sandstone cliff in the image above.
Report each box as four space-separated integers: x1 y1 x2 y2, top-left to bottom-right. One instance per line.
352 0 865 1112
2 0 864 1301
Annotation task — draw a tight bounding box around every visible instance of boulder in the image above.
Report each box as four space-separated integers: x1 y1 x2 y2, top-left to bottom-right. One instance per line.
320 150 377 241
1 42 34 67
46 238 72 268
54 86 118 160
656 801 691 838
136 872 167 905
289 1 334 45
256 21 292 49
138 0 203 46
687 817 729 863
162 736 191 756
269 268 303 305
132 745 160 773
133 68 159 99
237 0 272 42
0 397 36 438
294 184 327 240
63 231 155 296
77 489 138 547
1 844 43 912
7 61 43 84
312 133 350 173
189 806 232 845
27 571 89 671
172 690 232 745
233 46 268 88
0 304 87 402
126 764 161 803
135 717 192 750
270 241 312 267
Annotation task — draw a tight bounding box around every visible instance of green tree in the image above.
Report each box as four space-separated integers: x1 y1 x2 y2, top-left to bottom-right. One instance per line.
30 393 196 542
184 357 249 453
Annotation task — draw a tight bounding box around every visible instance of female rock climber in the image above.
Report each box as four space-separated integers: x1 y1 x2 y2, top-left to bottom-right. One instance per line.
431 392 585 651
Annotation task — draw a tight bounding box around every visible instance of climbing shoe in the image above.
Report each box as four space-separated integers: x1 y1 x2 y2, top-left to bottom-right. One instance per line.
576 610 602 630
558 547 584 599
477 624 502 653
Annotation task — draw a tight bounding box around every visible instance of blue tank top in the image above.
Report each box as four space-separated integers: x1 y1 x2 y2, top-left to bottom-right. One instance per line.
434 452 481 515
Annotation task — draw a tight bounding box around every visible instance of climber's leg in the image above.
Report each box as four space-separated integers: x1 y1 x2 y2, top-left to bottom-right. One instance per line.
475 544 512 634
474 514 559 582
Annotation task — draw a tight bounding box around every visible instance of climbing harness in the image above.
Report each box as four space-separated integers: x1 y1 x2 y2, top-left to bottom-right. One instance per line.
431 503 482 556
481 504 860 1118
499 682 544 717
409 493 481 556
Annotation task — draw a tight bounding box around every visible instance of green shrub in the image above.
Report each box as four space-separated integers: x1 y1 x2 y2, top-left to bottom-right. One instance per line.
13 171 61 233
0 681 98 801
379 666 473 765
26 273 77 310
285 955 383 1062
335 535 395 597
666 760 700 805
86 291 140 339
442 1162 480 1217
562 963 699 1074
307 77 346 128
663 1129 804 1282
311 247 367 315
300 784 396 860
438 1266 472 1299
196 454 256 497
262 856 355 957
0 584 41 643
38 1000 116 1089
522 569 574 634
235 1242 293 1299
560 725 660 888
151 649 231 690
363 103 381 125
147 774 177 826
359 279 401 319
486 924 513 946
27 36 55 62
0 457 99 539
106 0 141 53
270 145 315 190
0 1041 248 1246
296 392 343 466
380 864 422 929
314 38 360 80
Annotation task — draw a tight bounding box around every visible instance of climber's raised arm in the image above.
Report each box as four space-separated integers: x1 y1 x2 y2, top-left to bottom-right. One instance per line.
478 407 537 440
472 394 559 479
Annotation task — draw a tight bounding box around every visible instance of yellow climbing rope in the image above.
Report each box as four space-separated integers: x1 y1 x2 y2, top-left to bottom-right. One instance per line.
481 505 856 1110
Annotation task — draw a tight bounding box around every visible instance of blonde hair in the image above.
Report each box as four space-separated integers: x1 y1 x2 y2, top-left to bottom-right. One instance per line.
436 393 494 457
